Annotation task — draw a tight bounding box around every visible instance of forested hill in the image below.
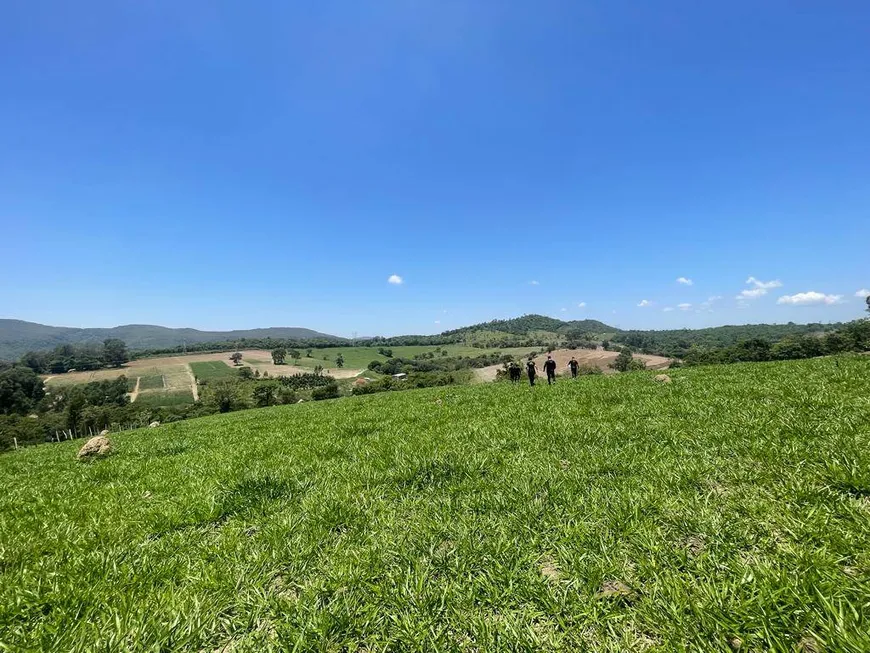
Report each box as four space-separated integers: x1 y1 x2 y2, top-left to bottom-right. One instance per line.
0 320 342 359
610 322 843 358
0 314 850 361
441 315 616 337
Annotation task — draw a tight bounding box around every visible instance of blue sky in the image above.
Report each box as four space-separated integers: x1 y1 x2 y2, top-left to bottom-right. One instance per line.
1 1 868 337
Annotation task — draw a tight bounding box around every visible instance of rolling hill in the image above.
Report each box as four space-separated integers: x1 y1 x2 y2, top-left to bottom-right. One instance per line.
2 356 868 649
0 320 343 360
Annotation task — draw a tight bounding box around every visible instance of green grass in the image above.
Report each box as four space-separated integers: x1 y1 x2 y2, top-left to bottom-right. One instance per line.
137 374 165 390
2 356 869 651
292 344 539 370
190 360 239 381
133 390 195 407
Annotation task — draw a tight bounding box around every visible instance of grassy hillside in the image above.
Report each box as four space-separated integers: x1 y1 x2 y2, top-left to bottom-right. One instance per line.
0 319 342 360
290 344 539 370
2 356 868 650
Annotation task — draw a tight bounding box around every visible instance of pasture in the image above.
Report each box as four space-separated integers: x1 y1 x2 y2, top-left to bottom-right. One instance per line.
3 356 868 650
189 360 241 381
288 344 539 371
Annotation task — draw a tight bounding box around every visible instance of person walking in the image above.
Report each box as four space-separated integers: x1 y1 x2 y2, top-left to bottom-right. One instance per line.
568 357 579 378
543 355 557 385
526 359 538 386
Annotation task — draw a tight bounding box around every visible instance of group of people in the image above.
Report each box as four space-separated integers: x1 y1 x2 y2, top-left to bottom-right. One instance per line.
507 355 582 386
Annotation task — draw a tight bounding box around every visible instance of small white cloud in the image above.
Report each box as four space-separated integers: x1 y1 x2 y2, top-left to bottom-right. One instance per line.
434 320 441 324
707 295 723 302
855 289 870 297
577 302 586 308
747 276 782 290
560 307 567 312
678 303 692 311
387 274 403 285
637 299 652 307
777 291 843 306
676 277 693 286
736 288 767 300
736 277 782 300
529 280 539 286
663 307 674 312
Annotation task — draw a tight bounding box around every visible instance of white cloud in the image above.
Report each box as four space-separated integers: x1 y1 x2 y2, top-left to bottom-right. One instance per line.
663 307 674 312
736 287 767 300
529 280 539 286
676 277 693 286
747 276 783 290
434 320 441 324
777 291 843 306
707 295 723 302
855 289 870 298
577 302 586 308
560 307 567 312
736 276 782 300
387 274 403 285
637 299 652 307
678 303 692 311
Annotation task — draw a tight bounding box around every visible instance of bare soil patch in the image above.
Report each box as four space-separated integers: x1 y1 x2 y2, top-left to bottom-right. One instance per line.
473 348 671 382
44 349 363 389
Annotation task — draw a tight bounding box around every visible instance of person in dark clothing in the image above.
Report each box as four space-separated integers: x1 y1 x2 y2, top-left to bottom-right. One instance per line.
526 360 538 386
509 361 521 383
568 357 579 378
543 356 557 385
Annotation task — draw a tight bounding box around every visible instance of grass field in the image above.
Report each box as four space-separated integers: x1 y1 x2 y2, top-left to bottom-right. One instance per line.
133 390 195 408
290 344 539 371
3 356 869 650
137 374 165 391
190 360 240 381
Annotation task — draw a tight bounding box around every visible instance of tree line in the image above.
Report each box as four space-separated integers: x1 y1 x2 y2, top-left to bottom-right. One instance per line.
17 339 129 374
611 322 844 359
681 318 870 366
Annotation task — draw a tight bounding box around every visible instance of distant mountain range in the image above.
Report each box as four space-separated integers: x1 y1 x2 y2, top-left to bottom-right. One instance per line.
0 320 342 359
0 314 845 361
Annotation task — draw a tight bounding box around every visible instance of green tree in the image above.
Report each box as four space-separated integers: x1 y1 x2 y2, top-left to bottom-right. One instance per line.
335 353 345 368
866 295 870 314
609 348 634 372
102 339 129 367
204 379 245 413
238 366 254 380
289 349 302 364
312 382 340 401
252 383 278 407
0 367 46 415
230 352 243 366
306 349 313 358
19 351 50 374
0 415 45 451
271 348 287 365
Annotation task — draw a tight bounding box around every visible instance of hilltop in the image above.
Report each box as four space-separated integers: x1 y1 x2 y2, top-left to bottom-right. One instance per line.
2 356 868 649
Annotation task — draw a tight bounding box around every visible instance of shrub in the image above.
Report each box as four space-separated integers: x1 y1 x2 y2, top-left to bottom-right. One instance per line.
312 383 340 401
252 383 278 408
609 348 635 372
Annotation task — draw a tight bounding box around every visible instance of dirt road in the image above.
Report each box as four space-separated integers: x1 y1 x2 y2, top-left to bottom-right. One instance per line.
128 377 140 403
185 365 199 401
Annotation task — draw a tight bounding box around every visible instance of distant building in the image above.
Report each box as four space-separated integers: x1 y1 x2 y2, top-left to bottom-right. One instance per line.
392 373 408 380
